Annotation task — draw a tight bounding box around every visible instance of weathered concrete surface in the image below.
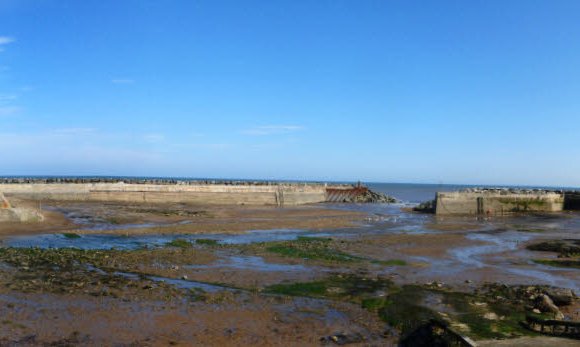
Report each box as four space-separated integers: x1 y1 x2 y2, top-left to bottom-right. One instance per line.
0 194 43 222
0 193 10 209
0 208 44 222
435 191 565 215
0 183 337 206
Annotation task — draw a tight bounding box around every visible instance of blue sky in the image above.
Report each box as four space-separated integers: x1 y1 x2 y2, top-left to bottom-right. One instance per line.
1 0 579 186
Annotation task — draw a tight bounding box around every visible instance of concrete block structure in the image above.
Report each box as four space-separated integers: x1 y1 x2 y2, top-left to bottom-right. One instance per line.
0 181 380 206
0 193 43 222
0 193 10 209
435 191 565 215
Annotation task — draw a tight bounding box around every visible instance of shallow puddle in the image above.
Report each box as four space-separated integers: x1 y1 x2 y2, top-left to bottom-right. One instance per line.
449 232 533 268
185 255 309 272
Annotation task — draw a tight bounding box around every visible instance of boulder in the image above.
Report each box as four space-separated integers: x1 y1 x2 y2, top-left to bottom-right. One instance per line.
545 288 576 306
535 294 565 319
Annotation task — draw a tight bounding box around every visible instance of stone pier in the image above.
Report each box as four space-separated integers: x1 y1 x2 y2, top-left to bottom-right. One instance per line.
435 190 566 216
0 180 391 206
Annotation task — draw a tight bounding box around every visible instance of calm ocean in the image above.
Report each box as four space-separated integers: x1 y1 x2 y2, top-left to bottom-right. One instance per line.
366 183 469 203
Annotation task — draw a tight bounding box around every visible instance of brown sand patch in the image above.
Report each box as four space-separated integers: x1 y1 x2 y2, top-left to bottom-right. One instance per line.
0 291 391 346
0 199 367 238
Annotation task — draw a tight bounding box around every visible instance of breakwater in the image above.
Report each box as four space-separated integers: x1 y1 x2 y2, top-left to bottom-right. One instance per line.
434 188 580 215
0 179 392 206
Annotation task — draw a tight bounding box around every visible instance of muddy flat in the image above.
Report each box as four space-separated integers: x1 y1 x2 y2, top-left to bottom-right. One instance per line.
1 199 579 345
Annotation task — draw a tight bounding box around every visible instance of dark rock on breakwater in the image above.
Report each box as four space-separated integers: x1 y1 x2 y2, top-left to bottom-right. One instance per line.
413 200 436 213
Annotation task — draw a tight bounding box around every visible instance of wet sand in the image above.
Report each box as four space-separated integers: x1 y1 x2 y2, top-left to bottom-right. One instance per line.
1 291 390 346
0 200 366 237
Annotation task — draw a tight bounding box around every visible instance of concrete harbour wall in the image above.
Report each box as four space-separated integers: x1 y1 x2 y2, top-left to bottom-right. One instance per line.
0 183 338 206
435 191 566 215
0 192 43 222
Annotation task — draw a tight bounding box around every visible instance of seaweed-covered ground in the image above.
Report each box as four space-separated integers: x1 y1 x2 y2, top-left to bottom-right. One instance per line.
0 200 579 345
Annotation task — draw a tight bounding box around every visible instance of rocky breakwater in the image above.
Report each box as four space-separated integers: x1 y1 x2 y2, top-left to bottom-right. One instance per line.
350 188 397 203
0 177 397 206
325 186 397 203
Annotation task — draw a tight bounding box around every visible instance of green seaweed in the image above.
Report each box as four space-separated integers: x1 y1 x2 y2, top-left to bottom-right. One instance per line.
262 236 362 263
497 197 548 212
265 244 361 262
195 239 219 246
527 240 580 257
440 289 528 338
373 259 407 266
265 274 396 301
62 233 81 239
378 286 439 334
295 236 332 242
533 259 580 268
165 239 192 248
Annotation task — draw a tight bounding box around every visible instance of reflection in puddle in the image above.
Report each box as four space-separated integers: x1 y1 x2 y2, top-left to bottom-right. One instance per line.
449 232 532 268
113 271 232 292
186 255 308 272
448 231 579 291
3 229 315 250
148 276 232 292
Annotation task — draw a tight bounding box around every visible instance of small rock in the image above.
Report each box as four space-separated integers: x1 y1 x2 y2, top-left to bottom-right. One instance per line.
373 290 387 297
483 312 499 320
545 288 576 306
536 294 564 319
181 275 188 280
321 333 364 345
532 308 541 314
326 287 344 295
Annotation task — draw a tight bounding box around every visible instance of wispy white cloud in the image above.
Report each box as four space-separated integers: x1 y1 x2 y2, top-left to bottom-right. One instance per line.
0 36 15 52
241 125 303 136
0 36 14 45
111 78 134 84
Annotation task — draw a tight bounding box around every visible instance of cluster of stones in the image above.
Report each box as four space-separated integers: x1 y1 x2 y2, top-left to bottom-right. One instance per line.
461 187 573 195
0 177 352 187
483 283 576 319
349 189 397 203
